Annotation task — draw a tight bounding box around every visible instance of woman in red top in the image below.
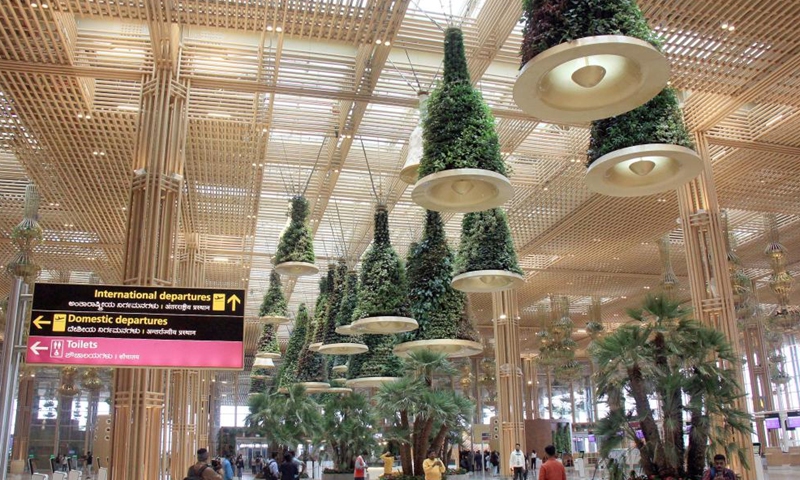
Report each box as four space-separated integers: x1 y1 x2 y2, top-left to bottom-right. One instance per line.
538 446 566 480
354 452 368 480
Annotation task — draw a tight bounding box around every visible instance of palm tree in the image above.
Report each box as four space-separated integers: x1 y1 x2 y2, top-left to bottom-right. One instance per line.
319 392 377 471
246 385 323 453
375 351 474 476
591 295 751 479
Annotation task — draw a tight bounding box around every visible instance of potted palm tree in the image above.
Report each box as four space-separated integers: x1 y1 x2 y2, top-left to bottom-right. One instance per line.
274 195 319 276
374 351 474 476
246 384 323 455
276 304 310 390
591 295 752 479
395 211 482 358
320 392 378 480
585 87 702 197
451 208 524 293
514 0 669 123
320 260 368 356
412 27 513 213
259 270 290 325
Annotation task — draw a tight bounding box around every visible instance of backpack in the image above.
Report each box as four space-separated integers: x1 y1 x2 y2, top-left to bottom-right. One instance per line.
265 459 279 480
185 465 208 480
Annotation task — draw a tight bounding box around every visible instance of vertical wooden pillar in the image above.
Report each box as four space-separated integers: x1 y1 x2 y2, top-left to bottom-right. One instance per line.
11 373 36 460
521 356 538 420
677 132 755 480
492 291 526 467
111 44 189 478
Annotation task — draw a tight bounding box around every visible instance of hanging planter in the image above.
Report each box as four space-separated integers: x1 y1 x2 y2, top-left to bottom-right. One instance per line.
273 195 319 276
585 88 702 196
255 323 281 359
320 262 368 356
451 208 525 292
258 270 290 325
412 27 513 213
276 304 310 389
514 0 669 123
394 211 482 358
399 91 429 185
309 266 335 351
349 205 418 334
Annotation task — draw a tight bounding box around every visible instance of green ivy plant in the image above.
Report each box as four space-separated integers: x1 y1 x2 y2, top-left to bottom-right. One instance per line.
295 276 331 383
352 205 410 320
520 0 660 66
455 299 480 342
276 304 310 388
274 195 316 265
420 27 507 178
260 270 289 317
249 369 270 394
332 270 363 375
587 88 693 166
312 266 336 344
323 260 358 346
407 211 465 341
256 323 280 357
455 208 522 275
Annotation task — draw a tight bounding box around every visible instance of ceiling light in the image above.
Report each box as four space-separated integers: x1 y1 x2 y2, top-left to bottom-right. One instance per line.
212 257 228 262
31 2 38 7
721 22 729 30
275 26 283 33
266 26 273 32
207 112 231 118
728 25 735 32
375 39 382 45
384 41 391 47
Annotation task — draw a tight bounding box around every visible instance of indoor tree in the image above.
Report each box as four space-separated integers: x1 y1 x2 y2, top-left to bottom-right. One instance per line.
246 384 323 453
276 304 310 388
374 350 474 476
319 392 378 472
591 295 752 479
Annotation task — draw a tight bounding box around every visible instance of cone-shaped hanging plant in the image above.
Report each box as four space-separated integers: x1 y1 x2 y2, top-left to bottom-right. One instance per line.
585 87 701 197
259 270 289 323
452 208 524 293
407 211 465 341
294 276 331 384
515 0 669 123
274 195 318 276
255 323 280 359
349 332 403 379
249 370 270 394
455 298 481 343
413 27 512 213
294 334 330 384
351 205 411 321
276 304 310 389
325 264 359 345
319 260 368 356
311 267 335 347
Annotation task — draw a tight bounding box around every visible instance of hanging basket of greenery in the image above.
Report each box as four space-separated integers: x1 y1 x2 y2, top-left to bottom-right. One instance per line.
276 304 310 389
273 195 319 277
294 321 331 390
514 0 669 123
309 266 335 351
258 270 290 325
412 27 513 213
349 205 418 335
255 323 281 359
395 211 482 359
320 262 369 356
249 369 270 394
585 88 702 197
452 208 525 293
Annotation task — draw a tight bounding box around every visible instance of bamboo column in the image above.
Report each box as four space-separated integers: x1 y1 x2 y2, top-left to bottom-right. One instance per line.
111 23 189 479
11 372 36 461
521 355 538 420
492 291 526 468
676 132 755 480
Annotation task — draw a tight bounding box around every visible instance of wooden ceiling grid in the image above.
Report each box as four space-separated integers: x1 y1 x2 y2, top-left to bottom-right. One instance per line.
2 0 800 397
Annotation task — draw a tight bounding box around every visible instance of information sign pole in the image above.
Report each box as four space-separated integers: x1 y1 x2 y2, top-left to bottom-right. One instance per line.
0 277 32 478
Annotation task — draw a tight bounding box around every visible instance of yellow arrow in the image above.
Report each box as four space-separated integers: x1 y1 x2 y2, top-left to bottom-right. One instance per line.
32 315 51 330
227 294 241 311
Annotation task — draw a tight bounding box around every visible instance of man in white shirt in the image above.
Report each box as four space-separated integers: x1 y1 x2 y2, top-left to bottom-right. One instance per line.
509 444 526 480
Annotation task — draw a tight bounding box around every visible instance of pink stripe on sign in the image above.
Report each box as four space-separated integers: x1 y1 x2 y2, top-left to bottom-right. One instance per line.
26 335 243 369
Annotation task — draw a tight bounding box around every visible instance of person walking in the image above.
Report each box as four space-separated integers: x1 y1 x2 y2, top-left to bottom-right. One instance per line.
422 450 446 480
509 444 526 480
702 454 736 480
280 454 300 480
354 451 368 480
188 448 224 480
236 454 245 479
529 450 537 473
538 446 565 480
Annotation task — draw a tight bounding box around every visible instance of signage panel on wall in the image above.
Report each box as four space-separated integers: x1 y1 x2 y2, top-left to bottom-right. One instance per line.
25 283 245 369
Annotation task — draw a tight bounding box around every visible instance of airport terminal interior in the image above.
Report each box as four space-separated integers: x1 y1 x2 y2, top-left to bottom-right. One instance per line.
2 0 800 479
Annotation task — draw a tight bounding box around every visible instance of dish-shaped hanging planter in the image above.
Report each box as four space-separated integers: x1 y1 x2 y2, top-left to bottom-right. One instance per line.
318 343 369 356
331 364 348 374
258 315 290 325
326 387 353 394
585 144 702 197
394 339 483 359
273 260 319 277
350 316 419 335
255 351 281 360
514 35 670 123
412 168 513 213
335 324 358 336
345 377 401 389
295 381 331 393
451 269 525 293
252 357 276 368
308 342 323 352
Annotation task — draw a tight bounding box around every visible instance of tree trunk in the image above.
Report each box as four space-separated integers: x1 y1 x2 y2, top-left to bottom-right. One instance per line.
653 332 684 478
414 416 435 476
430 424 449 457
627 365 661 477
686 402 709 478
400 410 413 475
